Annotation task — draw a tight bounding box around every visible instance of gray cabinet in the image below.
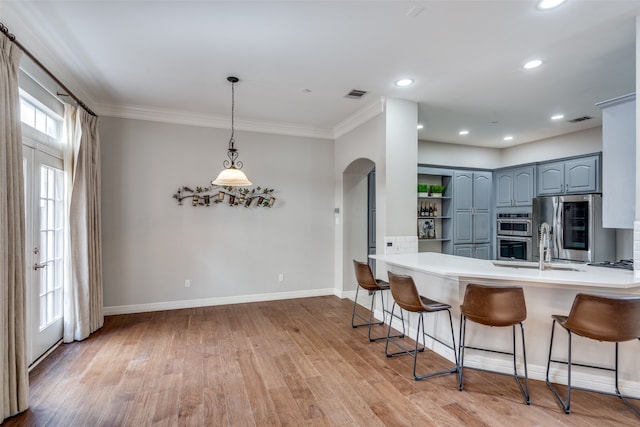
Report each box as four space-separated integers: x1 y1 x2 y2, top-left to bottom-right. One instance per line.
453 171 492 258
537 155 599 196
495 166 535 207
597 94 635 229
454 243 491 259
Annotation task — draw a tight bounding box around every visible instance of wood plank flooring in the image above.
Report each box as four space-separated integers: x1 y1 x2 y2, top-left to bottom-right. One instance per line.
2 296 638 426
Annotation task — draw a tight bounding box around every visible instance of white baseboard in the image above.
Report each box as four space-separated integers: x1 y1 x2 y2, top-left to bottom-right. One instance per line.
104 288 337 316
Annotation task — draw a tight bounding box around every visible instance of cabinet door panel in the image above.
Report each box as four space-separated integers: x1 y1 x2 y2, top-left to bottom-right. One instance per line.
565 157 597 193
495 171 514 207
474 244 491 260
473 172 492 211
537 162 564 195
454 244 473 258
454 172 473 211
513 167 534 206
473 211 491 243
454 211 473 244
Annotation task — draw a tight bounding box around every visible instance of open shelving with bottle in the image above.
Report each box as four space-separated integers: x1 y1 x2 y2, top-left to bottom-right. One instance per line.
417 168 453 254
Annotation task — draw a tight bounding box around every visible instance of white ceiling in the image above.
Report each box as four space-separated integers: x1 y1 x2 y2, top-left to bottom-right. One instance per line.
2 0 638 147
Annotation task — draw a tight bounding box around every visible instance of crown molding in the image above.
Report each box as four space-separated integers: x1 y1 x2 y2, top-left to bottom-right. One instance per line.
96 103 334 140
332 97 386 139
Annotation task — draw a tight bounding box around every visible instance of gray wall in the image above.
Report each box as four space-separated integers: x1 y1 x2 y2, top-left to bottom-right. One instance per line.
419 126 602 170
100 116 335 310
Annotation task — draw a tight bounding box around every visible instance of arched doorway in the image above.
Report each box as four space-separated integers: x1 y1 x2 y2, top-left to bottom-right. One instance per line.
342 158 375 294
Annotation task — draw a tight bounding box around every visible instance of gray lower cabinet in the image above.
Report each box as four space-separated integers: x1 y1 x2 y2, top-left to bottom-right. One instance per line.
495 166 535 207
453 171 492 258
537 155 599 195
454 243 491 259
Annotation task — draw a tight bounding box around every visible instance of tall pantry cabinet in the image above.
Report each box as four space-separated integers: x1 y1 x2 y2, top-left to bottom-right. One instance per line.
452 171 492 259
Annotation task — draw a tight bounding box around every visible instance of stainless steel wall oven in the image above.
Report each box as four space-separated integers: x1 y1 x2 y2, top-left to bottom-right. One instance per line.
497 213 533 261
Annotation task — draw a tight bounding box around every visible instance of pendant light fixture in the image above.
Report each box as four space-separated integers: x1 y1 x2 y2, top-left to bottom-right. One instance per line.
212 76 252 186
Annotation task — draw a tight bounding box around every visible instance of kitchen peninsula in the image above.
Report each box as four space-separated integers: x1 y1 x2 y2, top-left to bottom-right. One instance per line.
370 252 640 394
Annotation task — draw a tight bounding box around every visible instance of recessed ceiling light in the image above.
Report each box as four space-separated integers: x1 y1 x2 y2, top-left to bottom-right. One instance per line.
394 78 414 87
459 130 469 135
417 124 424 129
523 59 543 69
504 136 514 141
537 0 567 10
551 114 565 120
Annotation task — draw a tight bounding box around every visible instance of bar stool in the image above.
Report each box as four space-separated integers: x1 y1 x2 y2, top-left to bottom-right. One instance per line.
458 283 530 404
352 260 404 342
384 271 458 381
546 293 640 417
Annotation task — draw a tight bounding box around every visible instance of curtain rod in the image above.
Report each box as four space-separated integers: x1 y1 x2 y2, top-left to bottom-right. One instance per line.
1 21 97 117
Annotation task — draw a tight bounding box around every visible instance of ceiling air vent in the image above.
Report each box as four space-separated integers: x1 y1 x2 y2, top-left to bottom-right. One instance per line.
567 116 592 123
344 89 368 99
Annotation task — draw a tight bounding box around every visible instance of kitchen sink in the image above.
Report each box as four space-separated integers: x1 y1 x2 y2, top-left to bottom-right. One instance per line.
492 260 583 272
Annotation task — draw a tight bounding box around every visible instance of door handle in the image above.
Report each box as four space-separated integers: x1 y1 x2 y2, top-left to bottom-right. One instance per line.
33 261 51 270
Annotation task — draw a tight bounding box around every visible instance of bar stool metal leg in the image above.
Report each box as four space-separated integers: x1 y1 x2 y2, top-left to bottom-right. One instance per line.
458 314 530 404
412 310 458 381
546 320 640 417
546 318 572 413
514 322 530 404
352 286 404 342
385 302 421 358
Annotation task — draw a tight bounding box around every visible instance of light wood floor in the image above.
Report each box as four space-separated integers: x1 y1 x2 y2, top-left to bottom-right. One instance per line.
2 296 638 426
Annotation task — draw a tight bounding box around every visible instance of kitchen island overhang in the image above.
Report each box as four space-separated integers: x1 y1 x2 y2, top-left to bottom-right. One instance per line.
369 252 640 397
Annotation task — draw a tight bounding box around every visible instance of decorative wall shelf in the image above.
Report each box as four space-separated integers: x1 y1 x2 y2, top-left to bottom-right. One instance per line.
173 185 276 207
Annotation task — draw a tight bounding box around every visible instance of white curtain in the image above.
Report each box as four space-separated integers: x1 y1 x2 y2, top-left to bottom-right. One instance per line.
63 104 103 342
0 32 29 422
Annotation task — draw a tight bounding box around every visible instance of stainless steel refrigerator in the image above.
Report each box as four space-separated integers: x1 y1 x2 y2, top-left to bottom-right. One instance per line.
532 194 615 263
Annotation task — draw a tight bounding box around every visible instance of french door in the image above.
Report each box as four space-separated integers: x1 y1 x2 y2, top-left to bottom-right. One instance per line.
24 144 65 365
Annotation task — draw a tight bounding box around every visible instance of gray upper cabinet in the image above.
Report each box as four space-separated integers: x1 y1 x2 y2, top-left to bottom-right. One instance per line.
537 161 564 195
454 171 492 246
495 166 535 207
537 155 599 196
597 94 635 229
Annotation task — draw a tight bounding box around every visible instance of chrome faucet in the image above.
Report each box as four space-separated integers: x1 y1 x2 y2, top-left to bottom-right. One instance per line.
539 222 552 270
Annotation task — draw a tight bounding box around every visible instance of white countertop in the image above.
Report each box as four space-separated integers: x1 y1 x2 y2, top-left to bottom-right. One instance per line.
370 252 640 290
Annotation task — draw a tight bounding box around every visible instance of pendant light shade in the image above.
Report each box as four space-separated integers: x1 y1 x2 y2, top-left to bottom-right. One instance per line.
212 76 252 187
212 166 251 186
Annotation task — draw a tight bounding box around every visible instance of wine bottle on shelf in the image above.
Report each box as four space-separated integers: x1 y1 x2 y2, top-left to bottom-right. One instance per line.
428 202 433 216
433 203 438 217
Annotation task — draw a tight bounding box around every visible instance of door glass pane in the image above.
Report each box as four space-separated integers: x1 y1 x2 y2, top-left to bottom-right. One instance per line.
562 201 588 250
38 165 64 330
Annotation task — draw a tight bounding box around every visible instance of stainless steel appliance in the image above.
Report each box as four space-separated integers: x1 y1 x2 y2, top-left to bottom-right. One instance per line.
532 194 615 263
497 213 532 236
497 235 533 261
497 213 533 261
588 259 634 270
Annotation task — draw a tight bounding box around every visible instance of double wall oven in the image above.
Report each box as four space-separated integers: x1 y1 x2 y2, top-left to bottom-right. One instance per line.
497 213 533 261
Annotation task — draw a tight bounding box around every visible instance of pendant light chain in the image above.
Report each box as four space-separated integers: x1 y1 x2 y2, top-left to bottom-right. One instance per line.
211 76 251 186
229 79 235 148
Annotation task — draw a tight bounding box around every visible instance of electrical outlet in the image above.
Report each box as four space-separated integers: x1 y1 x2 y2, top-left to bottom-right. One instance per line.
185 279 191 288
278 273 284 282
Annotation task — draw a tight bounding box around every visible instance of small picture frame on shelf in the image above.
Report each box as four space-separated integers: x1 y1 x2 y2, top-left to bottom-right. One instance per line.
418 218 436 239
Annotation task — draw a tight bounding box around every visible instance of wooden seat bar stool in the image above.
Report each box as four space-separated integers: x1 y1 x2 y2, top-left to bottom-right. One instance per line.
546 293 640 417
352 260 404 342
458 283 530 404
384 271 458 381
